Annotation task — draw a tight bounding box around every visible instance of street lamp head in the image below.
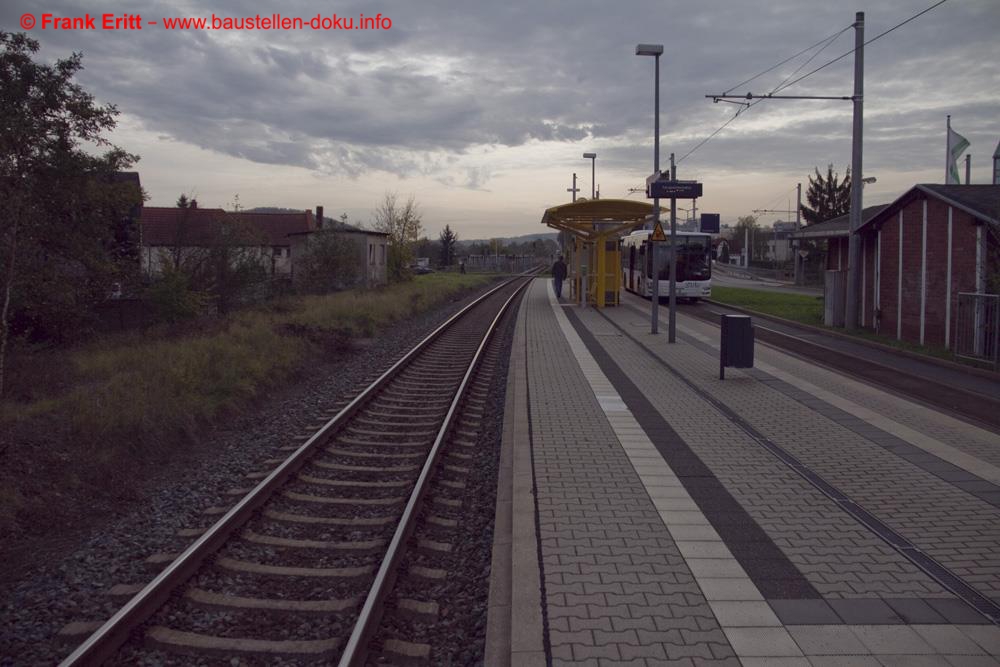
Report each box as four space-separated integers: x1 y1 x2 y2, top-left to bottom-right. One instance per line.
635 44 663 56
861 176 876 184
583 152 597 159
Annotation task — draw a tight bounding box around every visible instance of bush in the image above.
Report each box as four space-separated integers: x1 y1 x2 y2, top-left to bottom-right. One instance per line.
295 232 361 293
146 269 208 322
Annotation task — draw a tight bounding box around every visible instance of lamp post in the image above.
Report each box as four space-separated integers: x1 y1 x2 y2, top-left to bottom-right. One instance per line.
583 152 597 199
636 43 663 335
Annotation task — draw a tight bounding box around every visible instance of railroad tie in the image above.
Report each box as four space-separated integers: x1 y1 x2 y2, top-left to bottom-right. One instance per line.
145 627 340 659
282 490 407 505
241 529 384 552
263 509 394 527
431 495 462 509
417 538 453 554
309 460 420 473
425 515 458 529
56 621 105 645
215 557 372 579
297 473 410 488
396 597 440 621
383 638 432 661
106 583 145 599
183 588 359 613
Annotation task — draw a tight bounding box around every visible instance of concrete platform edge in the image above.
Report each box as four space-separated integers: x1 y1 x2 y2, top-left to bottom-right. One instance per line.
485 283 545 666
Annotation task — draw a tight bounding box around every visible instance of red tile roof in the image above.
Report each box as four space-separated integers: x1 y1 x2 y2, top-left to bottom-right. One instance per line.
140 207 228 246
230 211 316 245
140 208 317 247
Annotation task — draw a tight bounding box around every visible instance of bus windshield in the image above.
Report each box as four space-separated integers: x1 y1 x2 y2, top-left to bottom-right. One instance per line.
652 235 712 281
679 236 711 281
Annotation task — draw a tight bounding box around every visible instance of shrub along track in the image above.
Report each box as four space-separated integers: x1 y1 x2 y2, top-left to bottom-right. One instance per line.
59 274 534 666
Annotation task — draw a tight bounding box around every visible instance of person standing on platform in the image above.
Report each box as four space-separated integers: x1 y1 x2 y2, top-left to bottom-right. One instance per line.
552 255 567 299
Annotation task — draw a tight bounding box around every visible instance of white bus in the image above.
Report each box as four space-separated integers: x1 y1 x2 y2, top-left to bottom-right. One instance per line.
621 229 712 301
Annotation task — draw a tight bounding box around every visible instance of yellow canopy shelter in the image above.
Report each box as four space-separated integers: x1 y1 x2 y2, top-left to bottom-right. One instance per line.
541 199 654 307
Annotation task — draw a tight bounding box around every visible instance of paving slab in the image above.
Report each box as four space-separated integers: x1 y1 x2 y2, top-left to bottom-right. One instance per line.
493 280 1000 665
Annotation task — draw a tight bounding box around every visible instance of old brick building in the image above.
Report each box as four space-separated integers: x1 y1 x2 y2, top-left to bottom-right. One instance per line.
825 184 998 348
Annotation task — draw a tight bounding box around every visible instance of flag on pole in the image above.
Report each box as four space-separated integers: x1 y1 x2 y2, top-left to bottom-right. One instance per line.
947 124 970 184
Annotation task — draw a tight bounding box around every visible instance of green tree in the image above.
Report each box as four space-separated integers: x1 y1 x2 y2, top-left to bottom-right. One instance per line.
207 200 267 314
801 164 851 225
295 231 361 293
0 31 141 395
372 192 422 281
731 215 767 261
150 196 267 316
438 225 457 267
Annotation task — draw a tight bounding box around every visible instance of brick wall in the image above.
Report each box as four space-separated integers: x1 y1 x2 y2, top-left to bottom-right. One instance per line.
860 231 878 329
878 211 901 338
923 198 950 347
874 197 983 348
898 200 925 342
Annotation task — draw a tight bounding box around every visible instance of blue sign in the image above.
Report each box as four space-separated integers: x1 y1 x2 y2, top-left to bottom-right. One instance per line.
700 213 720 234
647 179 702 199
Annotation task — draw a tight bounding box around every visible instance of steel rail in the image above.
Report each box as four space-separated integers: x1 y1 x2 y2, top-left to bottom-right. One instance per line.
687 300 1000 431
58 275 528 667
337 276 532 667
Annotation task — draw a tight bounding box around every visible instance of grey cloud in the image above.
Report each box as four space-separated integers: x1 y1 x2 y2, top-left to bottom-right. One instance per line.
3 0 997 181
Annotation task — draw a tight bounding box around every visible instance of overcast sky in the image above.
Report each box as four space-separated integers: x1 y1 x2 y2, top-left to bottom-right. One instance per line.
5 0 998 238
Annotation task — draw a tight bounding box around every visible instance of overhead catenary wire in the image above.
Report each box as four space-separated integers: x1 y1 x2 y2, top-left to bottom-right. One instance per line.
768 27 850 96
677 0 949 165
721 25 853 96
755 184 799 215
772 0 948 95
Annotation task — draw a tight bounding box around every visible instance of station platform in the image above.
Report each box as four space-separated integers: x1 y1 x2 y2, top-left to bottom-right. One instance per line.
487 278 1000 666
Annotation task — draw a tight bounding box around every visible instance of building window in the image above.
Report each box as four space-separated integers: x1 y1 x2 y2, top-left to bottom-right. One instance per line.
380 244 386 265
369 244 374 264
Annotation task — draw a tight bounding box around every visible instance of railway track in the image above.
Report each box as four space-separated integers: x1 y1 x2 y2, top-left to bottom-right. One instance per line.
59 273 534 666
628 295 1000 432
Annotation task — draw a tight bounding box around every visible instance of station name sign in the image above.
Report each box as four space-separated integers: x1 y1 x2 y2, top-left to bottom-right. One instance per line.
646 177 703 200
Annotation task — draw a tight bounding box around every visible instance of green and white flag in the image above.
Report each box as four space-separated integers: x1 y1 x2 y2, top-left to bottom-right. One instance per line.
947 126 970 184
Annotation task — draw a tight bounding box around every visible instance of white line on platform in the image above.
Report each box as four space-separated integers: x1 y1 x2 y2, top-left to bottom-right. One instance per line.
544 283 802 658
674 317 1000 486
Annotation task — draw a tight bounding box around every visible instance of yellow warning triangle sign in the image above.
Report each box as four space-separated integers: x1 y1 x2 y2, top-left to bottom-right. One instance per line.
650 220 666 242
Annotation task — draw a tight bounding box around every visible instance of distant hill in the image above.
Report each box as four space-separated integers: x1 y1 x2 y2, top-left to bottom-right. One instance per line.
246 207 305 214
458 232 558 247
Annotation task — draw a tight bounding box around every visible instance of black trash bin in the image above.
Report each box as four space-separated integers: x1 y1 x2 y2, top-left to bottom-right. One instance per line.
720 314 754 379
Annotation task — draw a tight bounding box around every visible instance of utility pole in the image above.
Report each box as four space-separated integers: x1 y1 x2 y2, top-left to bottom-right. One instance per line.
844 11 864 330
567 173 579 202
668 153 677 343
795 182 802 284
706 11 866 328
993 140 1000 185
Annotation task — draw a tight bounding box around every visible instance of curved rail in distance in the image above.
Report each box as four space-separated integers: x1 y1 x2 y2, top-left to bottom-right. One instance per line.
337 275 533 666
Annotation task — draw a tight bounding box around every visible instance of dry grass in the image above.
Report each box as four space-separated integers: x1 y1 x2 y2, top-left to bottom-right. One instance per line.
0 273 492 537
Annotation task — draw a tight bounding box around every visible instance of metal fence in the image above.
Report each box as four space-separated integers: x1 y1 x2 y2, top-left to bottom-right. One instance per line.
954 292 1000 370
463 254 544 273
